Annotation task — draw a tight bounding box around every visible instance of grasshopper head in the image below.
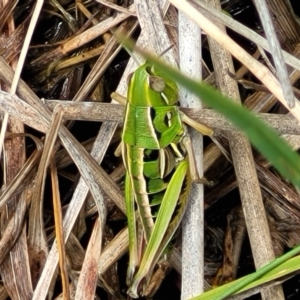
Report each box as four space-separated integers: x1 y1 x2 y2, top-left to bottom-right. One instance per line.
127 63 179 107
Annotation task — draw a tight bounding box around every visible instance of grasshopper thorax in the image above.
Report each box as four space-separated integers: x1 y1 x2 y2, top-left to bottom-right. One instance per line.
127 63 178 107
123 62 183 149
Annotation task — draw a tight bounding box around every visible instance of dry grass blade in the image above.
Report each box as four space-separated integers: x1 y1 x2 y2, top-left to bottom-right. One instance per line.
0 91 49 133
55 138 96 171
10 0 43 94
0 0 17 32
95 0 136 16
0 135 42 212
170 0 300 121
98 227 128 275
28 106 64 287
28 105 61 286
48 100 124 123
30 4 135 67
53 44 106 71
44 100 300 135
0 91 48 133
0 58 125 210
75 218 101 299
253 0 295 108
73 19 138 102
204 0 284 299
205 134 300 208
1 23 32 291
135 0 175 64
76 3 99 26
50 141 70 300
193 0 300 72
32 125 121 298
178 10 204 300
2 16 32 64
0 56 122 299
256 163 300 218
0 195 27 265
212 207 245 287
0 285 8 300
3 92 300 136
0 143 41 265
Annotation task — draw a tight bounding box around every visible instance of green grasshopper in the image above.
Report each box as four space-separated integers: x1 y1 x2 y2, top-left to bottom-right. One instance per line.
120 61 215 298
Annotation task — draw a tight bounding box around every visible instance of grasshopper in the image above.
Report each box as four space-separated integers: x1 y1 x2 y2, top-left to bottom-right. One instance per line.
119 61 215 298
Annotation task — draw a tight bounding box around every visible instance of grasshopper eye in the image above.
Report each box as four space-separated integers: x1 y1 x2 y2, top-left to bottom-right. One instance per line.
126 72 134 85
148 76 166 92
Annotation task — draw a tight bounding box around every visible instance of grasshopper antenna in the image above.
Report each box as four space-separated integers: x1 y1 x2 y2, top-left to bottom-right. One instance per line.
118 39 142 67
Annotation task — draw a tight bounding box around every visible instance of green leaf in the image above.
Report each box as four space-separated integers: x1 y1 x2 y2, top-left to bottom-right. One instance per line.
189 245 300 300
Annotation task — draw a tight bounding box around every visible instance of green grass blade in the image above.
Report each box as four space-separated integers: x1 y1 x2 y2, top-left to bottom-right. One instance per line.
189 245 300 300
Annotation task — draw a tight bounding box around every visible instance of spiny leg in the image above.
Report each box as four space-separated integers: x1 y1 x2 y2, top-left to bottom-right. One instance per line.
180 111 231 162
181 135 213 186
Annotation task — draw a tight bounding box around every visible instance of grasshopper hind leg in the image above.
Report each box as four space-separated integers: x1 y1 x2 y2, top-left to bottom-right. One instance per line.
125 172 139 285
180 111 231 163
181 135 214 186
